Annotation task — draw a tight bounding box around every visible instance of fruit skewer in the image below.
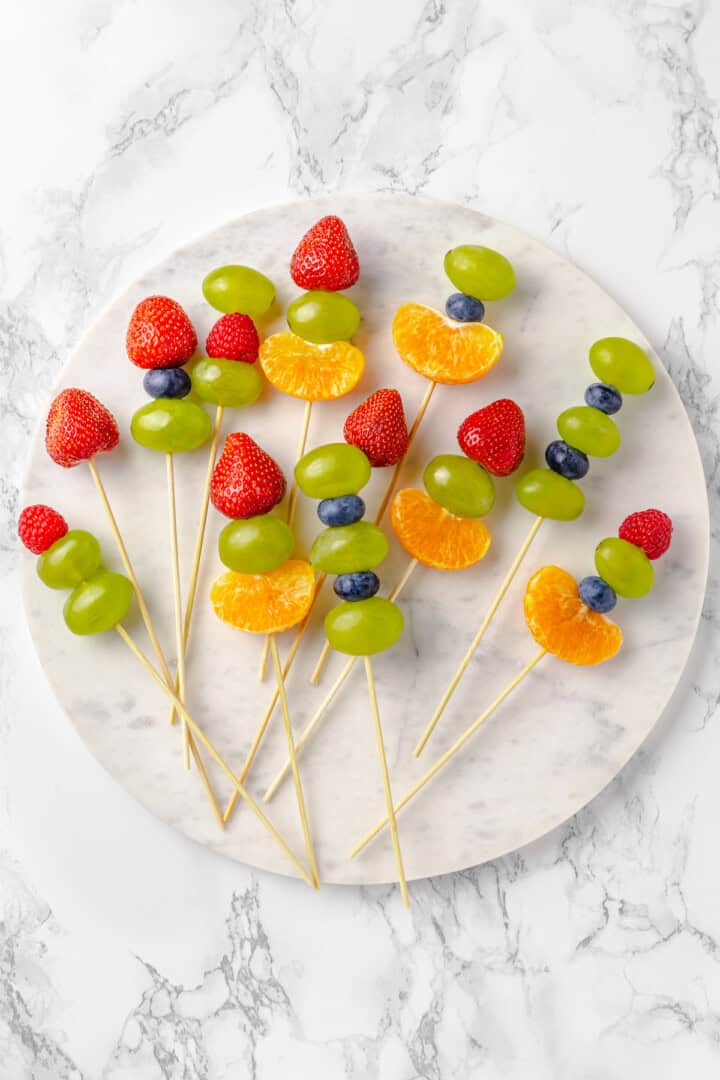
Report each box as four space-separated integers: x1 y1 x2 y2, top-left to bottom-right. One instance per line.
18 505 314 877
263 399 526 803
349 508 673 859
209 434 320 887
415 336 657 757
308 243 514 686
256 215 365 681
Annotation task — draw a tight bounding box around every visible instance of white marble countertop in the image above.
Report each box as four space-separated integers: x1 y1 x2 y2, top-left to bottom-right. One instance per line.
1 2 718 1077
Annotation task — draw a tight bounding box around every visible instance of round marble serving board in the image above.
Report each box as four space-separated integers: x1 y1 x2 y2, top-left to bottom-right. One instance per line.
21 193 709 886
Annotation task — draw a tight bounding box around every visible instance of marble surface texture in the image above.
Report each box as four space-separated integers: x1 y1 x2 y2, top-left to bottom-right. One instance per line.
2 1 720 1077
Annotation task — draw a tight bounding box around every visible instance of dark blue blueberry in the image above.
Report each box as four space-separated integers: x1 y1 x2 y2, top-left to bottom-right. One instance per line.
334 571 380 601
143 367 192 399
545 440 590 480
317 494 365 527
445 293 485 323
578 575 617 613
584 382 622 415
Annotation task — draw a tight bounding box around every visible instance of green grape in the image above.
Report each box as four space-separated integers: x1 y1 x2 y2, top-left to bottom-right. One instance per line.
310 521 388 574
295 443 371 498
131 399 212 453
192 358 263 408
515 468 585 521
423 455 495 518
325 597 404 656
443 245 516 301
37 530 101 589
287 291 360 344
219 515 293 573
589 338 654 394
63 572 134 635
557 406 621 458
594 537 654 598
202 265 275 317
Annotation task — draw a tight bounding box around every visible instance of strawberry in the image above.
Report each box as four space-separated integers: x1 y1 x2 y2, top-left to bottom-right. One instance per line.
206 314 259 363
126 296 197 369
211 433 286 519
619 509 673 560
46 389 120 468
290 215 359 292
343 389 409 467
457 399 525 477
18 505 68 554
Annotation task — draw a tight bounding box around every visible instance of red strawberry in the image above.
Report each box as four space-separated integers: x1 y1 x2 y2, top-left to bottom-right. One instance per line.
343 389 409 467
126 296 197 369
290 216 359 292
46 389 120 468
619 509 673 560
457 399 525 477
206 314 260 363
211 433 286 519
18 505 68 554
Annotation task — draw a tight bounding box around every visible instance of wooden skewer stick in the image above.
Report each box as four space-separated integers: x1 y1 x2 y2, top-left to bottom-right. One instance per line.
263 559 419 803
115 624 313 885
413 515 545 757
350 648 547 859
167 453 190 769
258 399 314 682
365 655 410 907
269 634 320 888
310 380 436 685
168 404 224 726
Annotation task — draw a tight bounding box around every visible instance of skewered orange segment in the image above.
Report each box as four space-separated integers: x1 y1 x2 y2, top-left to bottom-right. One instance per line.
391 488 491 571
211 559 315 634
523 565 623 666
259 332 364 401
392 303 503 385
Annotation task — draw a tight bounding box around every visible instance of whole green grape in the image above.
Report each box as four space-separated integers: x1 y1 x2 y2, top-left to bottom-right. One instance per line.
589 338 654 394
192 358 263 408
287 291 360 344
557 406 621 458
325 597 404 655
515 468 585 520
131 399 212 454
295 443 371 498
37 530 101 589
219 515 293 573
444 245 516 301
310 521 389 574
594 537 654 598
202 265 275 317
423 454 496 517
63 572 134 635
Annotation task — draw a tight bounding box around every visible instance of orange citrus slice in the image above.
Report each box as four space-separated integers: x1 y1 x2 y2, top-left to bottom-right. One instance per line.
392 303 504 385
391 488 491 571
210 559 315 634
523 565 623 666
259 332 364 401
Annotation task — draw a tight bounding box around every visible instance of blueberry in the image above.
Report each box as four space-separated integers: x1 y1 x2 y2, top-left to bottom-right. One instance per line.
333 570 380 601
545 440 590 480
143 368 192 399
317 494 365 527
578 575 617 613
445 293 485 323
585 382 622 415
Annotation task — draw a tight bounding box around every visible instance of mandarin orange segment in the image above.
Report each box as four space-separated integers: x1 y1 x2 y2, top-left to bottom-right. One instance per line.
392 303 504 385
259 332 365 401
523 565 623 666
391 488 491 571
210 559 315 634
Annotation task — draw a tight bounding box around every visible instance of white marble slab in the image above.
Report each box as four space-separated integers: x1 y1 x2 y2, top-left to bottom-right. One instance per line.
20 193 708 886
